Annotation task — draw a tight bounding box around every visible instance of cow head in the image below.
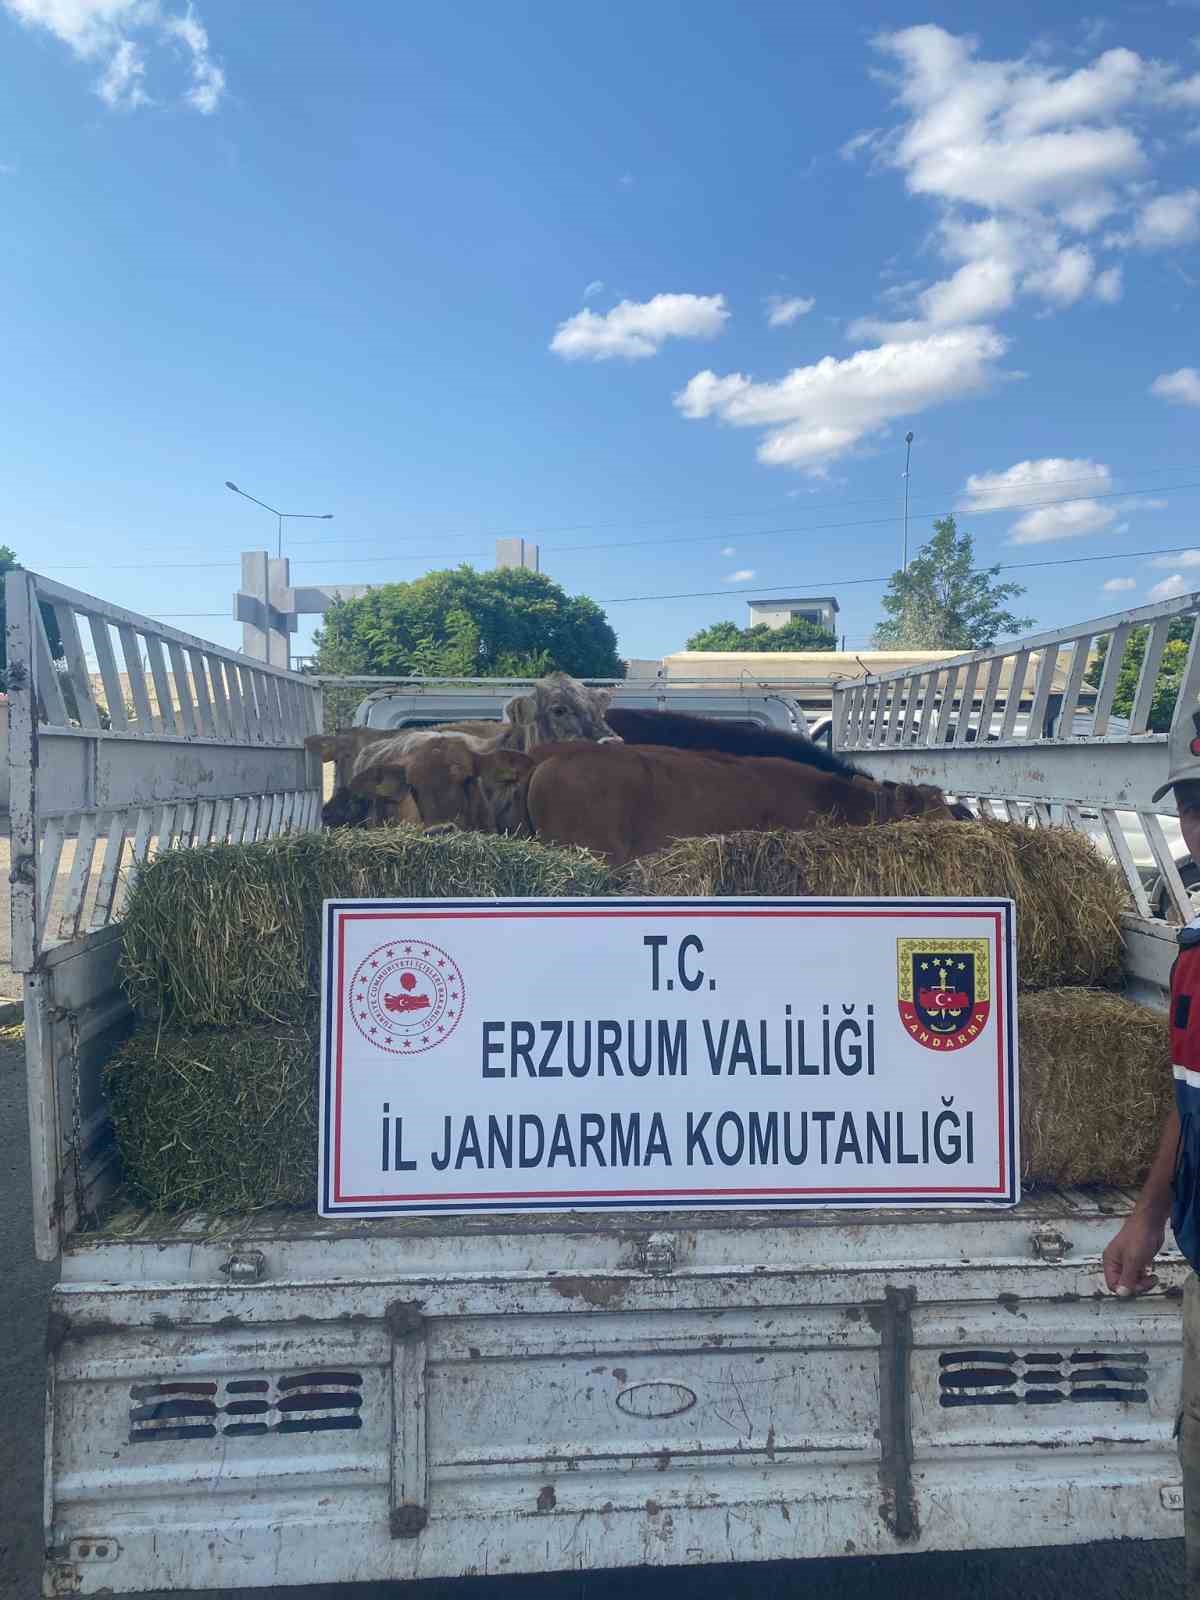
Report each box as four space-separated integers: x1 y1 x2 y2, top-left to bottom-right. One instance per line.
349 737 535 835
503 672 618 750
323 786 373 828
323 783 419 829
877 780 963 822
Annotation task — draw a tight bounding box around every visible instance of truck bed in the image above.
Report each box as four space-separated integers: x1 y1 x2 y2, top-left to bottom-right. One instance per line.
46 1184 1188 1594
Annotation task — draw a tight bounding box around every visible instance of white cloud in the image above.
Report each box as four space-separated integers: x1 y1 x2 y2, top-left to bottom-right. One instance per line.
163 6 222 113
1163 71 1200 109
919 256 1016 323
873 29 1146 215
961 457 1117 544
1152 366 1200 406
1103 576 1137 591
962 456 1113 512
725 569 756 583
676 325 1007 473
1024 245 1094 305
96 36 146 107
766 294 815 327
1151 549 1200 567
1149 573 1192 601
1010 499 1117 543
550 293 729 362
720 545 736 557
582 280 605 301
2 0 225 113
1122 188 1200 248
843 28 1200 334
840 129 881 161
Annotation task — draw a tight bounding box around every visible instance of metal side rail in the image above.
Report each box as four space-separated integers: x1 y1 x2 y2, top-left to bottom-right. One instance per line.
6 571 324 1258
833 591 1200 933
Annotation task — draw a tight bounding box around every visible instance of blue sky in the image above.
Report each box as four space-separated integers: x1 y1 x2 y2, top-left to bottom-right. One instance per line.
2 1 1200 664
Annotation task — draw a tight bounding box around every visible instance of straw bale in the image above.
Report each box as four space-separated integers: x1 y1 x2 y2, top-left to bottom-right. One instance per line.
105 990 1170 1211
105 1026 317 1212
120 826 614 1028
623 820 1126 990
1019 989 1171 1188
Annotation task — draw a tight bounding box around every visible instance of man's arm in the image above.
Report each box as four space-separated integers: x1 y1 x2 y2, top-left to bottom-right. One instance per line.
1102 1106 1180 1296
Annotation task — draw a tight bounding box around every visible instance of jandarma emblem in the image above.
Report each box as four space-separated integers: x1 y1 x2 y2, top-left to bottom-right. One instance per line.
350 940 465 1054
896 938 990 1052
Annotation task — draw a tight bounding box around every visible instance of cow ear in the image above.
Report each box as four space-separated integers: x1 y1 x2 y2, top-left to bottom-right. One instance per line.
305 734 338 760
503 691 535 726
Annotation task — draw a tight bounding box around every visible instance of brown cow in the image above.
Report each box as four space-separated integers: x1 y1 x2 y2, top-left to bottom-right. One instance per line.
306 671 619 827
511 744 959 865
347 736 531 835
359 738 961 864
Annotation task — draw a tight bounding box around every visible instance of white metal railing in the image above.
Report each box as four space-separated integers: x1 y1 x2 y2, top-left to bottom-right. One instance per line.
7 572 324 963
8 573 325 1257
832 591 1200 932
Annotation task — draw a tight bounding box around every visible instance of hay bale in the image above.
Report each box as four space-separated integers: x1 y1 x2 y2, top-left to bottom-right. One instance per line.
105 990 1171 1210
120 827 615 1028
1019 989 1171 1188
105 1026 317 1211
623 820 1126 991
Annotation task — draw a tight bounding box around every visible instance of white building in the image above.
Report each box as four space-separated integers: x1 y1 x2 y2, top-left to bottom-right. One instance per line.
495 538 540 572
747 595 839 632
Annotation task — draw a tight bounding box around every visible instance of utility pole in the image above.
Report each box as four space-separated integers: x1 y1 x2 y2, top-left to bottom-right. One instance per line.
902 431 914 571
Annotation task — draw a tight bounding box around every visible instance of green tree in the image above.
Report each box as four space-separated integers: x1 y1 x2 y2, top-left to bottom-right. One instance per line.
686 617 836 652
311 565 624 679
1084 617 1194 732
0 544 64 686
872 516 1034 650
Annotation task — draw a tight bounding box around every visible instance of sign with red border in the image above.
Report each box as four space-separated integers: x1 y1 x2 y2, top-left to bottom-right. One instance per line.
319 897 1018 1216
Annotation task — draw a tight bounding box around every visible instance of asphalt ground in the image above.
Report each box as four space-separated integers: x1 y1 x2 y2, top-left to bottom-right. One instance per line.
0 1026 1188 1599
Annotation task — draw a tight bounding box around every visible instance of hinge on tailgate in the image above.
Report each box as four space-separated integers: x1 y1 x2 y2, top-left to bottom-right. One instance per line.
219 1249 266 1283
624 1231 678 1276
1030 1226 1073 1264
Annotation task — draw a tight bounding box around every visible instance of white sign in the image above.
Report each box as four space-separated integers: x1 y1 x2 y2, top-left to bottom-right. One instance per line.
318 897 1018 1216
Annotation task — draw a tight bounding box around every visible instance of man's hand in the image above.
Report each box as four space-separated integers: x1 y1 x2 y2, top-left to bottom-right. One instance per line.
1103 1213 1167 1297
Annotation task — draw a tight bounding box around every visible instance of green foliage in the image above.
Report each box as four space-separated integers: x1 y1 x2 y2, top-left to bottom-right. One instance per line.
873 516 1034 650
686 617 837 652
311 565 623 680
1084 616 1194 732
0 544 64 683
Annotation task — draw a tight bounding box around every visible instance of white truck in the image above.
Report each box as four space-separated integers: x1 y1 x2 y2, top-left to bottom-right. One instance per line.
11 569 1195 1596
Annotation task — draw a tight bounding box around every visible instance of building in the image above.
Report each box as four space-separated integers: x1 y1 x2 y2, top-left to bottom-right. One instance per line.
495 538 540 572
660 646 1082 727
747 595 839 633
661 649 961 725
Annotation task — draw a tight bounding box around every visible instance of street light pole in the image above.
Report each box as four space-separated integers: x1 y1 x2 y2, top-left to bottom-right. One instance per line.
224 481 333 558
902 431 914 571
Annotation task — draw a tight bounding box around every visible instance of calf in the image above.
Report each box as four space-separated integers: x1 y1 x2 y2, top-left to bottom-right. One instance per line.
346 736 533 834
306 671 620 827
515 742 960 866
